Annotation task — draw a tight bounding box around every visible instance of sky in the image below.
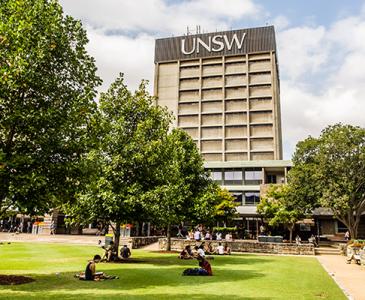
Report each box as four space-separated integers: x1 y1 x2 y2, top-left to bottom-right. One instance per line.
59 0 365 159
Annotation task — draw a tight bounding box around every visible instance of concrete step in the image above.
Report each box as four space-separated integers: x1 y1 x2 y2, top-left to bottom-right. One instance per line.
315 247 341 255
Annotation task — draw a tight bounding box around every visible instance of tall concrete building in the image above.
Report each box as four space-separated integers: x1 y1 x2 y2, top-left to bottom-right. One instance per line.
154 26 290 236
154 26 282 162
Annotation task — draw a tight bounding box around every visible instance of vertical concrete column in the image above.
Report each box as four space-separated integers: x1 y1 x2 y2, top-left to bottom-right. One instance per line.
246 54 251 160
198 58 202 151
222 56 226 161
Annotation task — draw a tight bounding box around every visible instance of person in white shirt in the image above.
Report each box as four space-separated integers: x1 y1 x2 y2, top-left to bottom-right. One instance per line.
194 229 201 241
225 233 232 241
216 242 224 255
216 232 222 241
195 245 205 258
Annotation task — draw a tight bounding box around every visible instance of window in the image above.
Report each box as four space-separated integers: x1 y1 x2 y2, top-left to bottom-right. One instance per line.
244 169 262 185
210 169 223 184
224 169 243 185
244 192 260 205
337 221 347 233
267 174 277 184
232 192 243 206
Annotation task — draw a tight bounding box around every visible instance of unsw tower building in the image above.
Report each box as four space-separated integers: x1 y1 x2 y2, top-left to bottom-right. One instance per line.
154 26 291 236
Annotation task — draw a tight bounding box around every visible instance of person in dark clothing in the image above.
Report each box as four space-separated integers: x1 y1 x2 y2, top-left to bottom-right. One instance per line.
85 255 103 281
179 245 193 259
120 245 131 259
197 255 213 276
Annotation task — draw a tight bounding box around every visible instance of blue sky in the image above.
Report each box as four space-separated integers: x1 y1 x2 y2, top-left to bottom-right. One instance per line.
60 0 365 159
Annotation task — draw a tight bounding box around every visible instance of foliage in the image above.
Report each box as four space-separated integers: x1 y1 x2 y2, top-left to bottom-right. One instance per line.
290 123 365 238
213 227 237 233
143 128 213 249
64 74 171 250
257 184 302 242
0 0 101 217
193 185 237 226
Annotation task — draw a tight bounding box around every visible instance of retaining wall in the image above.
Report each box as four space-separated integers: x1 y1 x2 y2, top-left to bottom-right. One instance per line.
158 238 315 255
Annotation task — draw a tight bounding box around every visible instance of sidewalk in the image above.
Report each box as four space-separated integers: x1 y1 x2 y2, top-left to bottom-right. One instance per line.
317 255 365 300
0 232 101 245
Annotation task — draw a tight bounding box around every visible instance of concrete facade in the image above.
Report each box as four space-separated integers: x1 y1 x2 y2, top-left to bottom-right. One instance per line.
154 26 282 162
154 27 287 235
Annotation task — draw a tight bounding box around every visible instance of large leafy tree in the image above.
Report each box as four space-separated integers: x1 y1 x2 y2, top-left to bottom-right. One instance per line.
257 184 302 242
193 185 237 227
291 124 365 239
0 0 101 217
65 75 172 251
143 128 213 250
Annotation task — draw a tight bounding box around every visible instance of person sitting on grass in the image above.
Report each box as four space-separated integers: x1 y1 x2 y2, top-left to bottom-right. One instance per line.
216 242 224 255
179 245 193 259
120 245 131 259
85 255 104 281
204 242 214 255
224 244 231 255
197 255 213 276
102 241 115 262
197 244 205 258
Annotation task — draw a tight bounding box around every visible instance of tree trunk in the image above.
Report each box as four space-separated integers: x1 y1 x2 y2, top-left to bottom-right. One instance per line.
349 225 358 240
166 223 171 251
289 226 293 243
114 221 121 255
338 213 361 240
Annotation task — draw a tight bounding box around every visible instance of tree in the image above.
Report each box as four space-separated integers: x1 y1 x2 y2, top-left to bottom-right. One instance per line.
0 0 101 217
193 185 237 227
143 128 213 251
65 75 172 252
257 184 302 242
291 124 365 239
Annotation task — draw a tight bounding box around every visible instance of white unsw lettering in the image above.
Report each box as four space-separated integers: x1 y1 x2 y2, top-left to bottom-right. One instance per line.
224 33 246 51
181 33 246 55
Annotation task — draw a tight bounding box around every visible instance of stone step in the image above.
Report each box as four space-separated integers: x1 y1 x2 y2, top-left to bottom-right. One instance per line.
315 247 341 255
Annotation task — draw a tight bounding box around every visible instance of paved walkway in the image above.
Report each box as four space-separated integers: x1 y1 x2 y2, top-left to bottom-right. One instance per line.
317 255 364 300
0 232 102 245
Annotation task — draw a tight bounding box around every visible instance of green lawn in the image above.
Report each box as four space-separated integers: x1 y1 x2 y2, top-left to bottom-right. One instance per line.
0 242 345 300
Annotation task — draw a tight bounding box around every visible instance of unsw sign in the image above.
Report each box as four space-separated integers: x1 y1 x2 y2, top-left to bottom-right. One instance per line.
181 33 246 54
154 26 276 63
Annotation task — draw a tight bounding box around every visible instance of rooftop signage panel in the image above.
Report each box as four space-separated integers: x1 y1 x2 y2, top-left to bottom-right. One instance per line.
155 26 276 63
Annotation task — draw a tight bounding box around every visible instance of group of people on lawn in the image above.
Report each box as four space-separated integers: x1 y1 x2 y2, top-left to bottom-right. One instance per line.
183 228 233 242
80 242 132 281
101 241 131 262
179 242 231 259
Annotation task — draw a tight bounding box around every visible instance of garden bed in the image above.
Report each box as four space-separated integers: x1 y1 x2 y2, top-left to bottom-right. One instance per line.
0 275 34 285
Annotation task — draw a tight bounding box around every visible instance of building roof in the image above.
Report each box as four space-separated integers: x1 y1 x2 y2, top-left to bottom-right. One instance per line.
155 26 277 63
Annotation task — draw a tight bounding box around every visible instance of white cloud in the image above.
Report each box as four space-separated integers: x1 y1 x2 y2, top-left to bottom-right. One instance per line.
279 14 365 158
60 0 261 35
272 15 290 30
277 26 328 80
59 0 262 93
86 27 155 92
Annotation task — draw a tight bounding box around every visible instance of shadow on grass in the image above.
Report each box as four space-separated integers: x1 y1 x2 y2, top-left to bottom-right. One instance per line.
132 252 274 267
2 267 264 293
0 290 272 300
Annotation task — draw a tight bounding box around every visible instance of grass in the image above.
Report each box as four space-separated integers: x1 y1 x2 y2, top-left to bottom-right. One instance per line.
0 242 346 300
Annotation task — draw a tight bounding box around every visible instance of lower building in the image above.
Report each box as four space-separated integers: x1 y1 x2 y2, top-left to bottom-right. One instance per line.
205 159 291 237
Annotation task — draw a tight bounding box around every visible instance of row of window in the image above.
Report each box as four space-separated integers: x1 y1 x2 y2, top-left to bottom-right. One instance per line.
232 192 260 206
209 168 262 185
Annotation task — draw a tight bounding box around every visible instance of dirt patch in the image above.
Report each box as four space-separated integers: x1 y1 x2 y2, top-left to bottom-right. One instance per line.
0 275 35 285
153 250 180 254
